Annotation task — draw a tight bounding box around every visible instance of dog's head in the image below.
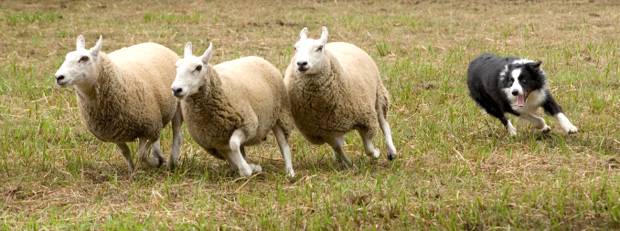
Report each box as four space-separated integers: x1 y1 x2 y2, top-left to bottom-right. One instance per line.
499 59 546 108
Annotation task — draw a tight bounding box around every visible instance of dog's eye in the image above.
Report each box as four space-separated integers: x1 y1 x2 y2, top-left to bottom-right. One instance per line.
194 65 202 72
316 46 323 52
79 56 89 63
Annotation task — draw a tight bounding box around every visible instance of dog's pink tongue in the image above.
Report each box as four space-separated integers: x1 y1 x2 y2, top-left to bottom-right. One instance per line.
516 95 525 107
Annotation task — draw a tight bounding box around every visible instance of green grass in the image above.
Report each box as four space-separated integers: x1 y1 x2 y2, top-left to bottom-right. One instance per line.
1 0 620 229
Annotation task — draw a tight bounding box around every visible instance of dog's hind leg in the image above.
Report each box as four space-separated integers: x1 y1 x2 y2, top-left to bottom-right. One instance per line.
476 99 516 136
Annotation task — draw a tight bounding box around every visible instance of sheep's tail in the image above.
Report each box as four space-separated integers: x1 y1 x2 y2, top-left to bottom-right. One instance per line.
376 83 390 117
277 97 295 139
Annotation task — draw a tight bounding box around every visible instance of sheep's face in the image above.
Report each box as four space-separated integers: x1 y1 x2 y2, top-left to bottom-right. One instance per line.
172 42 213 98
292 26 328 75
55 35 102 88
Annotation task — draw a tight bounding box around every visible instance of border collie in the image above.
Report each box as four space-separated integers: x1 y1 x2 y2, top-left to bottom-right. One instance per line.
467 53 578 136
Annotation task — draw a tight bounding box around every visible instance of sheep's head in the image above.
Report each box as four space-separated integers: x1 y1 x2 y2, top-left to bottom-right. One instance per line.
172 42 213 98
54 35 102 87
292 26 328 75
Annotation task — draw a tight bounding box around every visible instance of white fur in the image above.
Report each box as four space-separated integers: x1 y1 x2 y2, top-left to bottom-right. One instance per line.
171 42 213 98
55 35 102 89
506 120 517 136
512 59 535 65
555 113 578 134
507 68 524 98
292 26 328 75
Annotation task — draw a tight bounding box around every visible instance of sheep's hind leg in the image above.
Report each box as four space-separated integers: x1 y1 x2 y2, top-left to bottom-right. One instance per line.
116 142 134 172
328 135 353 168
377 110 397 160
170 108 183 169
137 138 158 168
358 129 380 159
228 129 261 177
149 139 165 167
273 125 295 178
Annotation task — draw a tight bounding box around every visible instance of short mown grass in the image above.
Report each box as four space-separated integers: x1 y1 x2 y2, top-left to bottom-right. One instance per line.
1 0 619 229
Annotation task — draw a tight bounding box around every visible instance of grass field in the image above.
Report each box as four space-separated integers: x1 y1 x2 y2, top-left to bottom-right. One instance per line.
1 0 619 229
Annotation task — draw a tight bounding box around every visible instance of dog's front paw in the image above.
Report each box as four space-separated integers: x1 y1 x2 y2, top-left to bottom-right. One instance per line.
507 127 517 136
565 125 578 134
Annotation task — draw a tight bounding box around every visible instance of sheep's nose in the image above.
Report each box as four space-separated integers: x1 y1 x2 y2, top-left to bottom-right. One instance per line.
511 90 519 96
297 61 309 71
56 75 65 81
172 87 183 97
296 61 308 67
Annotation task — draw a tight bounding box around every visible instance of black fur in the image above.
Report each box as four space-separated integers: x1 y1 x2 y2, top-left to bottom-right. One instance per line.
467 53 564 129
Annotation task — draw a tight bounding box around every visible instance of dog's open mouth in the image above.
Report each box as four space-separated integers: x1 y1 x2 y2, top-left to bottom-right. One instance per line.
515 92 529 107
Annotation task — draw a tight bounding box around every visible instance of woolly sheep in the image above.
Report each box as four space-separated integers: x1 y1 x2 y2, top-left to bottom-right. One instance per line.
54 35 183 171
171 42 294 177
284 26 397 166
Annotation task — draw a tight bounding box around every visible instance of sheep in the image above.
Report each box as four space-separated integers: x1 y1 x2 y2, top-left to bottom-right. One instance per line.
284 26 397 167
54 35 183 172
171 42 294 177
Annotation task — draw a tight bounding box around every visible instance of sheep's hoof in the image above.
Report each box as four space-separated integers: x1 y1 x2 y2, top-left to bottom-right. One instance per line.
387 151 397 161
367 148 380 159
249 164 262 173
541 126 551 134
142 155 164 168
239 167 253 177
286 168 295 178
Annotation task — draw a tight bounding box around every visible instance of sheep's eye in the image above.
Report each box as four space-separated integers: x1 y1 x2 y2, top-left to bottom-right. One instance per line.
316 46 323 52
195 65 202 72
79 56 89 63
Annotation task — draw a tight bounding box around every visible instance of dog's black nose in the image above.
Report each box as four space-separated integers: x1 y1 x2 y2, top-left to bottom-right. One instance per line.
172 87 183 96
296 61 308 67
511 90 519 96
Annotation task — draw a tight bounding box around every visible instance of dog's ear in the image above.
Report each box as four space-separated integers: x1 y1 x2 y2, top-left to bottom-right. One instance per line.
528 60 542 69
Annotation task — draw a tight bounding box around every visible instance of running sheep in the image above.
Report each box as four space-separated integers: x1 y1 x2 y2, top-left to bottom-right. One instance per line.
284 26 397 166
171 42 294 177
54 35 183 171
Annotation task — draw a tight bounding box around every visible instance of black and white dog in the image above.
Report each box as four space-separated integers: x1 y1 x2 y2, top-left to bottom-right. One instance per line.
467 53 578 136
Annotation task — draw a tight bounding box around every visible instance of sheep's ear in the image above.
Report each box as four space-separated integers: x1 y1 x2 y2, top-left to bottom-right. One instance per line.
76 34 86 49
184 42 193 58
90 35 103 57
299 27 308 40
201 42 213 64
319 26 329 45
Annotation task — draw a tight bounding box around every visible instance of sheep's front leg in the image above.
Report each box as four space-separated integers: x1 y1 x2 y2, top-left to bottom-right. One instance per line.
228 129 261 177
116 142 134 172
327 135 353 167
170 107 183 169
273 125 295 178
